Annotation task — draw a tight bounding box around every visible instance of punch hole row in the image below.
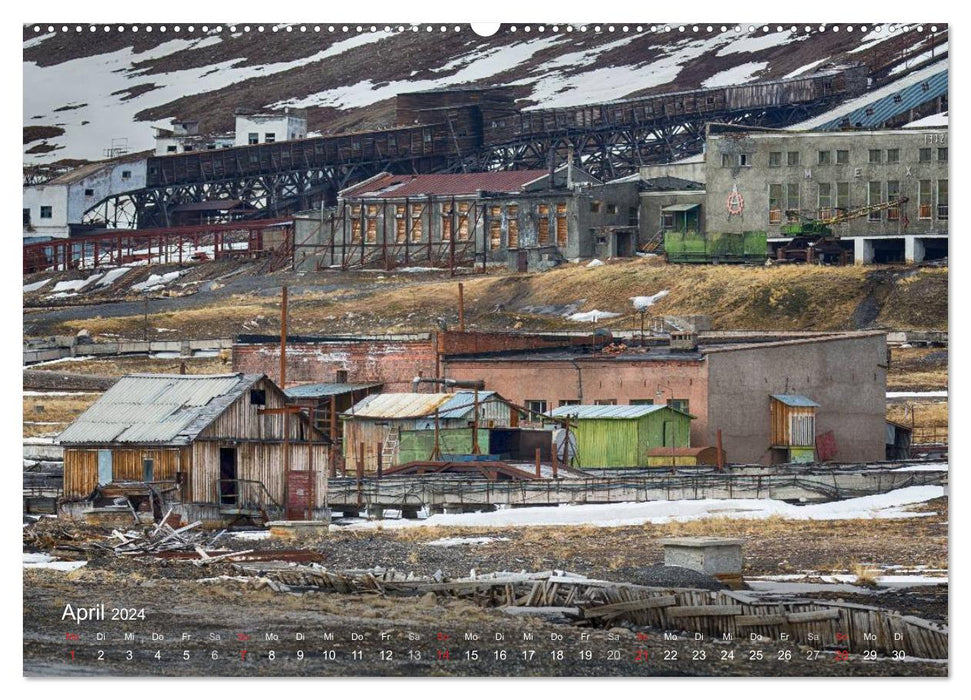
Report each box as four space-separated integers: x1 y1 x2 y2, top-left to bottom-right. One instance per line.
29 23 936 35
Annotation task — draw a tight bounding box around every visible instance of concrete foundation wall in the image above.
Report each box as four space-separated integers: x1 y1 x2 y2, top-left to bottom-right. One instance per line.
705 333 887 464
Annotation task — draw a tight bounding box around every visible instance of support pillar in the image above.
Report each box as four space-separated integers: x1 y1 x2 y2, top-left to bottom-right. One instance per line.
905 236 926 264
853 238 875 265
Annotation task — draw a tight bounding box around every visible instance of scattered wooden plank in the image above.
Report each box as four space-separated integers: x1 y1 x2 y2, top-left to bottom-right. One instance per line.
666 605 743 618
584 596 678 618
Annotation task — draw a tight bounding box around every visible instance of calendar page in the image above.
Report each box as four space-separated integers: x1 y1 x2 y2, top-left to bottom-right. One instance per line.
21 17 949 681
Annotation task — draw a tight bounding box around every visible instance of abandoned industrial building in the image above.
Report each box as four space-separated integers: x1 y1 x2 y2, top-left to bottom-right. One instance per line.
58 373 330 525
292 166 641 272
441 330 888 465
638 124 949 264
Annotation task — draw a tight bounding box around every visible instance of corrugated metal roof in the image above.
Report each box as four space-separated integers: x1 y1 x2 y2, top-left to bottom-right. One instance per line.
771 394 821 408
437 391 499 419
547 404 668 420
285 382 383 398
341 171 551 199
59 373 263 445
344 393 455 419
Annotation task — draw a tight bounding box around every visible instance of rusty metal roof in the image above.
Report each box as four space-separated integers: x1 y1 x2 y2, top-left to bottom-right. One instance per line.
341 170 551 199
58 373 263 445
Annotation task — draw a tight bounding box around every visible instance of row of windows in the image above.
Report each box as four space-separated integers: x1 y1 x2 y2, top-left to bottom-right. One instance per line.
766 180 948 224
523 398 689 415
348 201 569 249
723 146 947 169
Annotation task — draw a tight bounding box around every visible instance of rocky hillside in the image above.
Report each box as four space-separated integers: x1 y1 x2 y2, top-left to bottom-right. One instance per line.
23 22 946 162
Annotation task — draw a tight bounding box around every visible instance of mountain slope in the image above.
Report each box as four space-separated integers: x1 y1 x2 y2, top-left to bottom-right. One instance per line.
23 23 946 163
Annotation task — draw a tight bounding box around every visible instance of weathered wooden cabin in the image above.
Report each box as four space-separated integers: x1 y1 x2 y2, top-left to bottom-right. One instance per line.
342 391 517 473
58 373 330 526
547 404 692 468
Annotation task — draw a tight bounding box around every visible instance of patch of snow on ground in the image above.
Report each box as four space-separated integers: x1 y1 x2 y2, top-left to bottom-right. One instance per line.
702 62 768 88
424 536 511 547
631 290 669 311
232 531 271 541
344 486 944 530
131 270 186 292
886 390 947 399
51 273 103 293
783 58 831 79
566 310 621 323
715 30 798 56
25 355 96 369
23 553 87 571
23 278 51 293
847 25 904 54
95 267 132 288
890 43 948 75
586 259 605 268
894 463 948 472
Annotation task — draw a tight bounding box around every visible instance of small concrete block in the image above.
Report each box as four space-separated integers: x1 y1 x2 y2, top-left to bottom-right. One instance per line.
658 537 744 577
266 520 330 539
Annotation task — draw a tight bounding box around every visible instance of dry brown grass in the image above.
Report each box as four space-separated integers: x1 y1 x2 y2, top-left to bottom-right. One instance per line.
42 259 948 338
23 393 99 437
46 354 228 377
886 401 948 429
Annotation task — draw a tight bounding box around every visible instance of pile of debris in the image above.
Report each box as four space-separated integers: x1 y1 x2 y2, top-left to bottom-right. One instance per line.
97 510 252 566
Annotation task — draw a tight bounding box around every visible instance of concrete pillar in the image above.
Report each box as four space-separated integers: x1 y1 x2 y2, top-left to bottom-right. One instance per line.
905 236 926 264
854 238 875 265
365 506 385 520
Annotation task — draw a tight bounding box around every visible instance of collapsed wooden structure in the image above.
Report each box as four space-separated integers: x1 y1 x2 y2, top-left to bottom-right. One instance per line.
233 567 947 660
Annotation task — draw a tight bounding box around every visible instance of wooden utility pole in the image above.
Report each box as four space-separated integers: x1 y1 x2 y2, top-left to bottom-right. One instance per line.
458 282 465 331
280 286 288 390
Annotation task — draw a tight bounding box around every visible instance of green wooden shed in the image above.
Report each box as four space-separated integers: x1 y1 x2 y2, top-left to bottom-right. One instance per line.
547 404 693 468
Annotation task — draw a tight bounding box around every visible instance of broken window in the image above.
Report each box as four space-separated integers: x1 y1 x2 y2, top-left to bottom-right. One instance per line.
248 132 258 145
868 181 883 221
250 389 266 406
629 399 655 406
661 212 674 229
555 203 568 247
786 183 799 214
590 201 602 213
817 183 832 219
768 184 783 224
919 148 932 163
787 151 800 167
606 204 617 215
938 148 948 161
84 188 94 197
666 399 689 413
265 132 276 143
869 149 882 164
918 180 932 219
559 399 580 407
887 149 899 164
525 399 547 418
721 154 732 168
166 145 177 153
457 202 470 241
395 205 406 243
537 204 551 245
737 153 749 167
350 205 362 243
594 399 617 405
489 206 502 250
938 179 948 220
441 205 452 241
818 150 831 166
836 150 849 165
835 182 849 214
121 170 131 179
768 151 782 167
40 206 52 219
887 181 901 221
507 205 519 248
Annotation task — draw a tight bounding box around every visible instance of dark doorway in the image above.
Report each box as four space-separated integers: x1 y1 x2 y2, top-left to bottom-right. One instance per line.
219 447 237 506
516 250 528 272
616 231 635 257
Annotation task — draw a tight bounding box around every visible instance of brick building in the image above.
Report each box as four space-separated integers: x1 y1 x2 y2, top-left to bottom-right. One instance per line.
442 331 888 465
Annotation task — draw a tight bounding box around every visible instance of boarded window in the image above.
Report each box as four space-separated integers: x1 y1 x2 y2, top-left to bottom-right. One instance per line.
768 184 783 224
410 206 423 242
441 206 452 241
919 180 932 219
350 218 362 243
507 205 519 248
555 203 568 247
887 181 901 221
937 179 948 220
365 204 378 243
395 205 406 243
489 206 502 250
537 204 551 245
790 414 816 447
457 202 470 240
